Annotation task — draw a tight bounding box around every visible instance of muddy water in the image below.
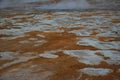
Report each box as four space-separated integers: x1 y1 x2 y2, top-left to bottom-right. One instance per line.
0 10 120 80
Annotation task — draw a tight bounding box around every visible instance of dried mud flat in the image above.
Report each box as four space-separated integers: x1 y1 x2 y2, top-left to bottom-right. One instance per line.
0 10 120 80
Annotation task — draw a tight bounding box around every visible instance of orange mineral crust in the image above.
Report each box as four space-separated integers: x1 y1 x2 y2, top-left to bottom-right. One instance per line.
0 11 120 80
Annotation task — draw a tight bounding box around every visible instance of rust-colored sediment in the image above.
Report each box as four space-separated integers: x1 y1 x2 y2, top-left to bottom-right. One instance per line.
0 11 120 80
111 19 120 23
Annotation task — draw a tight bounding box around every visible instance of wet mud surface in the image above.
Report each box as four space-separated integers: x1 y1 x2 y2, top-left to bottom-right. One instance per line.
0 9 120 80
0 0 120 80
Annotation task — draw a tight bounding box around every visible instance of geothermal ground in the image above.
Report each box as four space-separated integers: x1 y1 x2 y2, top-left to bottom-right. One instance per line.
0 0 120 80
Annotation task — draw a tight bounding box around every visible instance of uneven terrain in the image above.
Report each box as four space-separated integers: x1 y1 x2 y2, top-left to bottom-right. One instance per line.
0 0 120 80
